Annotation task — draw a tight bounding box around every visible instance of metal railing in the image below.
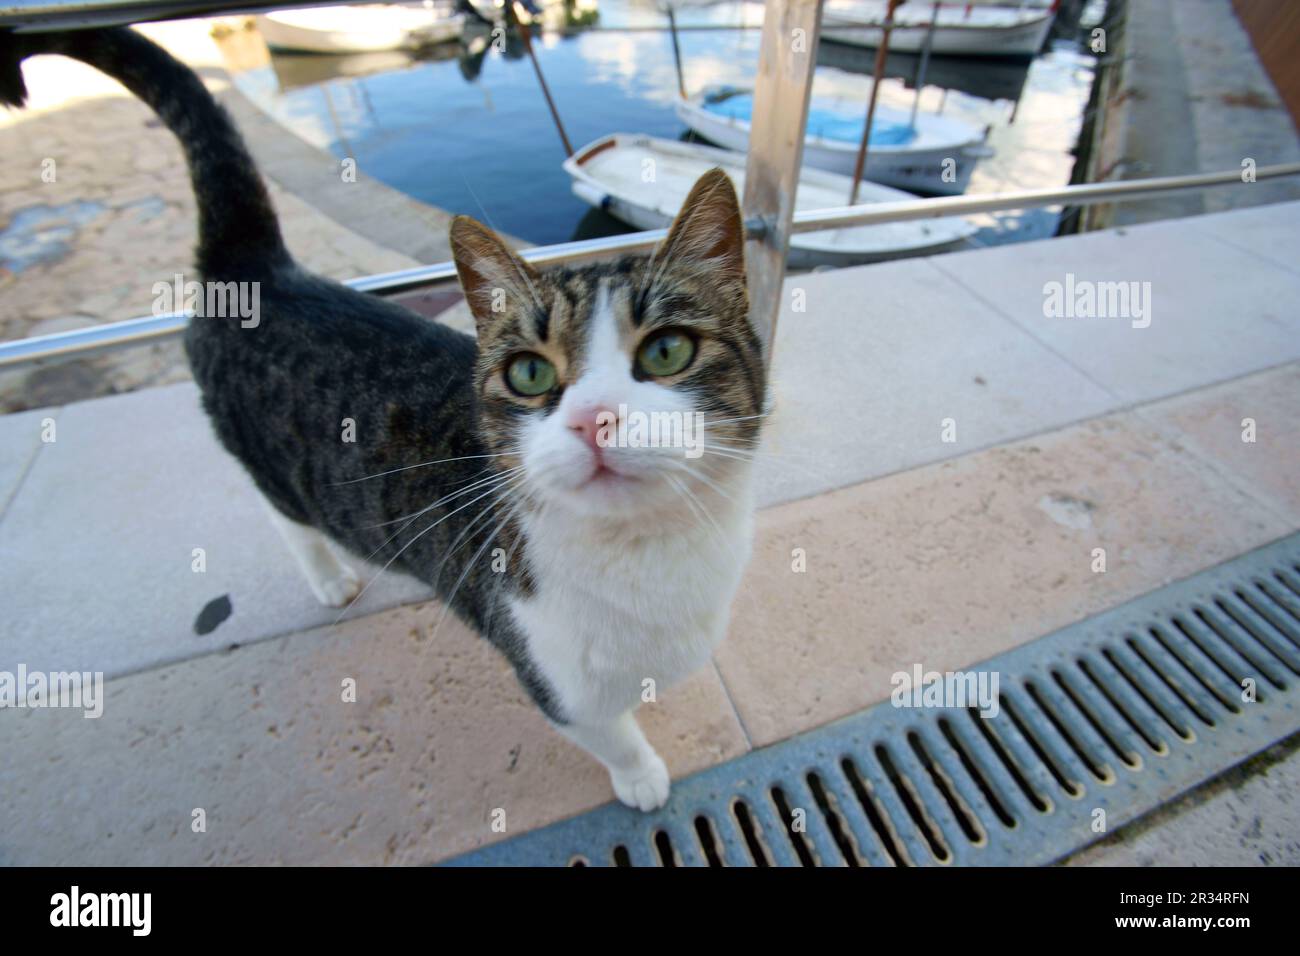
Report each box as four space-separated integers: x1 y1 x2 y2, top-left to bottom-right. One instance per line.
3 162 1299 372
3 0 1299 374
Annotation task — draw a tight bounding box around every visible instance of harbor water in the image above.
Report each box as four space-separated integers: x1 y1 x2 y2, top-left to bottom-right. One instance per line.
229 0 1106 251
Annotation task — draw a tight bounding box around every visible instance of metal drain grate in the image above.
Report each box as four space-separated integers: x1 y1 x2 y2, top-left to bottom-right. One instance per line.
444 534 1300 866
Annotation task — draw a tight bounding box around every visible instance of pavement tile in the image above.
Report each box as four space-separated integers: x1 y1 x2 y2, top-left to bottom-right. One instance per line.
718 402 1298 746
757 256 1118 507
1065 739 1300 866
1188 200 1300 278
0 382 431 680
0 601 748 865
1139 362 1300 523
0 408 52 517
930 207 1300 404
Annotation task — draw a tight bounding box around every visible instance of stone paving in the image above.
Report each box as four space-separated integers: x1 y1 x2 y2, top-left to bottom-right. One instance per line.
2 202 1299 864
1085 0 1300 228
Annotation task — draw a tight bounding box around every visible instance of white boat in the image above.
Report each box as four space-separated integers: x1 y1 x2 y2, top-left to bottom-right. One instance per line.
255 5 464 54
463 0 595 26
820 0 1056 58
676 86 992 195
563 133 977 267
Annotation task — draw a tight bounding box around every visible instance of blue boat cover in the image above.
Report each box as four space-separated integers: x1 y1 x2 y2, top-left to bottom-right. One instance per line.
701 91 918 147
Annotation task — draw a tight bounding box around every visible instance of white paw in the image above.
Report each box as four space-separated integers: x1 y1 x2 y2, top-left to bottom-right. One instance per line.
610 752 671 812
308 568 363 608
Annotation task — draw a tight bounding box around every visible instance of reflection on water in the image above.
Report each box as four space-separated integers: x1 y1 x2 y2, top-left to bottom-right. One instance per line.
228 0 1101 249
814 40 1033 104
268 48 457 91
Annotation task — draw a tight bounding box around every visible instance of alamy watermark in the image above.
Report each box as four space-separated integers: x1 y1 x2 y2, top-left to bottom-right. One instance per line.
50 886 150 936
153 273 260 328
1042 272 1152 329
0 665 104 718
596 404 704 459
891 663 1000 719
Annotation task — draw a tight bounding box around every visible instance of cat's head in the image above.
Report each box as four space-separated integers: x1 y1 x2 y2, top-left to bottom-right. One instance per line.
450 169 766 521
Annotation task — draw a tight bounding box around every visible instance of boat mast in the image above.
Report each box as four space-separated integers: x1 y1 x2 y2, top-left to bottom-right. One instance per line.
848 0 903 204
506 0 574 156
909 1 940 130
666 6 687 100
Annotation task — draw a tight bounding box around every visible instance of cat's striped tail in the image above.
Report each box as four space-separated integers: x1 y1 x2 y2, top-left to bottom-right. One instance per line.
0 26 290 277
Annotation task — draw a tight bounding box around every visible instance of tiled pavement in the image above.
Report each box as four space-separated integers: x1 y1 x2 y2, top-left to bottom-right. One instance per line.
1 203 1299 864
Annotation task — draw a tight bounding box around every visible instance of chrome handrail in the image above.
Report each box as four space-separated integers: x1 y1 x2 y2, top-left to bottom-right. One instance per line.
4 163 1297 372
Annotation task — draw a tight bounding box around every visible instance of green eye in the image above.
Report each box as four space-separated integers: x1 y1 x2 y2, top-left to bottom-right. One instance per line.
637 331 696 377
505 353 557 396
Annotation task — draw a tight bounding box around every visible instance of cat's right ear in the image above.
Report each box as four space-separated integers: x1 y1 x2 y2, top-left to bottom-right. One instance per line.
450 215 541 336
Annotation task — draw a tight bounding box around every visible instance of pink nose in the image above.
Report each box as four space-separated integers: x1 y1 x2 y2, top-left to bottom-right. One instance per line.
567 404 618 453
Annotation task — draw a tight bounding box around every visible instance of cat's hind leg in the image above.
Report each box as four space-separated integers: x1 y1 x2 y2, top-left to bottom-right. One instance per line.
557 710 670 812
263 502 362 608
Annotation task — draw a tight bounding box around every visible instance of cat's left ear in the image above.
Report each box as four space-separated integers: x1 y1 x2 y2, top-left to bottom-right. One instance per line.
450 215 542 335
656 167 746 284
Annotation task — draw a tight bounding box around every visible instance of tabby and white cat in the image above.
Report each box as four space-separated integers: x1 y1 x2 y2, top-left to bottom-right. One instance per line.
2 27 766 811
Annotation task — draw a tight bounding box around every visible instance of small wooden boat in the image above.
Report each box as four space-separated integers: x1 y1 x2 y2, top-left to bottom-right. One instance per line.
821 0 1056 59
563 134 977 268
676 86 992 195
255 5 464 54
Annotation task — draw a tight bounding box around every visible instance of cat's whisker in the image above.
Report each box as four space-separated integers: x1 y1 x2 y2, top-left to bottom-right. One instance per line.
429 495 527 645
425 474 526 596
476 487 537 641
665 458 741 508
483 497 533 632
700 449 758 466
702 441 757 455
358 466 524 570
699 446 758 466
703 433 767 445
663 471 765 624
662 475 701 539
686 455 742 484
661 473 764 623
704 438 810 464
365 465 524 531
330 452 517 486
666 471 731 550
663 472 720 543
702 412 772 428
701 441 824 480
334 477 520 624
688 452 788 499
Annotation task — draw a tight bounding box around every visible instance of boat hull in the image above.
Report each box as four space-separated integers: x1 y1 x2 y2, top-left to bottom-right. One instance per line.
564 134 977 268
256 8 463 54
675 95 988 196
821 8 1054 58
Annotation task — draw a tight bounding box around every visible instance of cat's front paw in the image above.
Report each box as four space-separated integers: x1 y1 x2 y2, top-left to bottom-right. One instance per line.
610 752 671 812
308 568 363 608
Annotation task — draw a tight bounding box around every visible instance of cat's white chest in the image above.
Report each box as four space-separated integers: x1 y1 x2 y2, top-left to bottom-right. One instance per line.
509 499 752 725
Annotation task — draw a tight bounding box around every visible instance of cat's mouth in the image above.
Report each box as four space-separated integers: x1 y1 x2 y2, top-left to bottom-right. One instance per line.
582 462 640 489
